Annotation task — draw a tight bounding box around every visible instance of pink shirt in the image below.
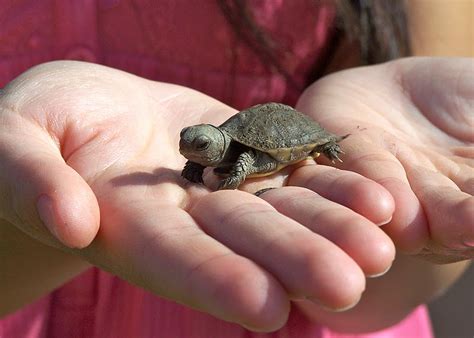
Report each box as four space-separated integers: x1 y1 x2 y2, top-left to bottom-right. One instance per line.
0 1 433 337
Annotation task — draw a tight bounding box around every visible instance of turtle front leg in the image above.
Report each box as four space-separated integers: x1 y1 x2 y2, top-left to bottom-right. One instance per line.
218 151 278 190
218 151 255 190
181 160 205 184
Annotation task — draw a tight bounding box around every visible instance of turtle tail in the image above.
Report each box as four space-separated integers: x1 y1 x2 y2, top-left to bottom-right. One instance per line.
336 133 350 142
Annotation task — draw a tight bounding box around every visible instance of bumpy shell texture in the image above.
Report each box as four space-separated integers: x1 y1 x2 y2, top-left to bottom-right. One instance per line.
219 103 335 162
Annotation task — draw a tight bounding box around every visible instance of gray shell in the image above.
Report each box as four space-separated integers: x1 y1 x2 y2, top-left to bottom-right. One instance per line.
219 102 337 162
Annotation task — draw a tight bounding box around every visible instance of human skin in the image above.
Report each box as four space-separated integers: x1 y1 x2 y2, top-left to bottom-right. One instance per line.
0 61 395 331
296 57 474 262
0 58 472 332
292 57 473 332
407 0 474 57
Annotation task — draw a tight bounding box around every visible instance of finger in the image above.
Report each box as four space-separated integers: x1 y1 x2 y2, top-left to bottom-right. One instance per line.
0 134 100 248
335 137 429 253
258 187 395 277
191 191 366 311
423 149 474 195
87 201 289 332
449 163 474 195
288 163 395 225
405 165 474 249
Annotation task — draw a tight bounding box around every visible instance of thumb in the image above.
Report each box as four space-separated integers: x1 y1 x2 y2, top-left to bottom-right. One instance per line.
0 135 100 249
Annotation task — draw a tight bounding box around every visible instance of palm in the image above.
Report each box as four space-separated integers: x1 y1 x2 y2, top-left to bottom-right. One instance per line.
297 57 474 262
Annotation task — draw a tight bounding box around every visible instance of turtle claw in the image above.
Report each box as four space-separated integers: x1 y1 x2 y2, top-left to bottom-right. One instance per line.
333 153 344 163
217 176 241 190
330 153 344 164
181 161 205 184
255 187 276 196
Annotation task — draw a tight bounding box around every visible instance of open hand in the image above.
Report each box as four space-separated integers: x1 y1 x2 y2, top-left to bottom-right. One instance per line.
296 57 474 263
0 61 396 331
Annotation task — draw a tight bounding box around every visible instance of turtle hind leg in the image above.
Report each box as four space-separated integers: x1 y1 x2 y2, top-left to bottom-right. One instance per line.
218 151 278 190
181 161 205 184
317 142 345 163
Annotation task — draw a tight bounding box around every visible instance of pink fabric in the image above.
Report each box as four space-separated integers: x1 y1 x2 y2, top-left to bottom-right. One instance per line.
1 269 433 338
0 0 335 108
0 1 434 337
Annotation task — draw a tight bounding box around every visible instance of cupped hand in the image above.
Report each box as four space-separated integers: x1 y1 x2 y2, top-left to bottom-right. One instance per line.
0 61 395 331
297 57 474 263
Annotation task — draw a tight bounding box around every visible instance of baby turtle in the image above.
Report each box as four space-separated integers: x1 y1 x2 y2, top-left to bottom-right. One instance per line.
179 102 348 190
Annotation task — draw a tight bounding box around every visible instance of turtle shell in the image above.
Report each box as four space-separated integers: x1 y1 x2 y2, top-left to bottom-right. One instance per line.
219 102 336 163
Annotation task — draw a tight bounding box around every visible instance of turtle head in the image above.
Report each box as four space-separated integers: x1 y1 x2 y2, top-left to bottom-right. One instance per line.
179 124 229 166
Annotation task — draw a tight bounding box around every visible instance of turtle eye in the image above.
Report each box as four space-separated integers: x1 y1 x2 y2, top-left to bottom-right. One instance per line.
195 136 210 150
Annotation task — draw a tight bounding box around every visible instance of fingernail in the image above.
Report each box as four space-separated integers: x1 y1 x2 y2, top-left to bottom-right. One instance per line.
36 194 60 239
307 295 361 313
240 322 261 332
254 187 276 197
367 264 392 278
376 216 392 226
462 238 474 248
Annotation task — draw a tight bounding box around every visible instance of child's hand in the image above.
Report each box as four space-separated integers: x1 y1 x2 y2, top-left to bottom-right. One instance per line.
0 61 395 331
296 57 474 264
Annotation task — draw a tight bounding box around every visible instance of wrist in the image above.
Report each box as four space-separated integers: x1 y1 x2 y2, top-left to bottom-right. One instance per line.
0 219 90 316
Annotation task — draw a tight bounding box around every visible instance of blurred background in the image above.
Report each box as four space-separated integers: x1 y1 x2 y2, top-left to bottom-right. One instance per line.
429 262 474 338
